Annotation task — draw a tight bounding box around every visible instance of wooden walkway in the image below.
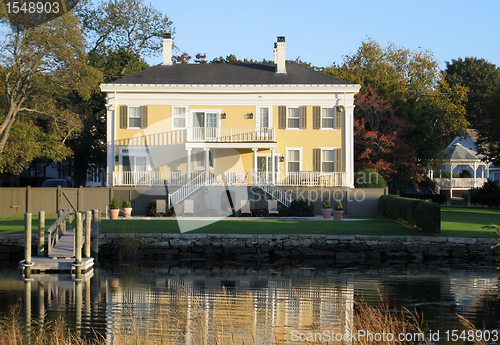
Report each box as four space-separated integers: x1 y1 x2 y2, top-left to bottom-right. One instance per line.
48 229 83 259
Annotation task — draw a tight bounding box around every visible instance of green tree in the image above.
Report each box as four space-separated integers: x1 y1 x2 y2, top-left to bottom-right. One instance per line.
78 0 173 74
476 85 500 163
0 12 101 170
445 57 500 127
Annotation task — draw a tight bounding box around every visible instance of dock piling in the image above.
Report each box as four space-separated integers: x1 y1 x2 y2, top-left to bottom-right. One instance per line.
84 211 91 258
75 213 82 265
25 213 32 265
38 211 45 257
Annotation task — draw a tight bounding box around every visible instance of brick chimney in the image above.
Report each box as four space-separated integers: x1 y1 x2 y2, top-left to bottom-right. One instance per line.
274 36 286 73
162 33 172 66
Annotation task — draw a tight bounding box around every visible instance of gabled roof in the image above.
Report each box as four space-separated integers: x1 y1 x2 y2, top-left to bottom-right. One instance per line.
104 62 352 86
440 143 482 162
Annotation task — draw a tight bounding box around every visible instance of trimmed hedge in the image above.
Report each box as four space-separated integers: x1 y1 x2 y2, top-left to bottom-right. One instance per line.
378 195 440 234
400 193 447 205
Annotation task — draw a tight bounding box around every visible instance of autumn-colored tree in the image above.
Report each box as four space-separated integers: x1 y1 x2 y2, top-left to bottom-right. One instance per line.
354 86 424 188
326 38 469 171
172 52 192 64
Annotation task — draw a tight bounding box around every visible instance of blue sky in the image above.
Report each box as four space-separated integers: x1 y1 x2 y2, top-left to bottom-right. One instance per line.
149 0 500 70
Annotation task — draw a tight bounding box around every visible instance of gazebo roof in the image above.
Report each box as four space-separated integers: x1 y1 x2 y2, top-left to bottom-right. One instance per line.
440 143 482 162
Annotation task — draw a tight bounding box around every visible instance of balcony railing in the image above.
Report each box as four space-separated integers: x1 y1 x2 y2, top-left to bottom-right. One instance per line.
434 177 488 189
113 171 346 187
186 127 275 143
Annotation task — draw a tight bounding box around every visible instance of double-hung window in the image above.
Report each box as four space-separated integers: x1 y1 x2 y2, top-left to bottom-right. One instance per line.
287 149 301 172
321 108 335 129
172 107 186 128
128 107 142 128
321 149 335 172
287 108 300 129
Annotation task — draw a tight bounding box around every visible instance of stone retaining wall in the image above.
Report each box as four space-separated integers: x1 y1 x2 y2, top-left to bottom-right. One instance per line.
100 234 500 266
2 234 499 266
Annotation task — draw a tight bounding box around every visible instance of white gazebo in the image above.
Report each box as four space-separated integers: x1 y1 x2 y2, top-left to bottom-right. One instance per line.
432 143 488 197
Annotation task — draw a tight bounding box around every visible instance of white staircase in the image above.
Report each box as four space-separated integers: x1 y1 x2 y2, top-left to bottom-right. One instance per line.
252 171 292 207
168 172 207 209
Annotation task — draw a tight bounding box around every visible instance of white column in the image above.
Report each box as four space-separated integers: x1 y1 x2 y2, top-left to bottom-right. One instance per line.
252 148 258 185
106 93 117 186
473 162 478 188
271 149 276 184
204 148 210 177
187 148 192 181
344 103 355 188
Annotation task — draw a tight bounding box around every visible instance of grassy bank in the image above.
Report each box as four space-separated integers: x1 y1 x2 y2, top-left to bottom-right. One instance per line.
101 217 422 236
0 207 499 238
441 207 500 237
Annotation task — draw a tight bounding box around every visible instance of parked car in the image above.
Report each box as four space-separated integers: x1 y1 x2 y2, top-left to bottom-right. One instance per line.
41 179 72 187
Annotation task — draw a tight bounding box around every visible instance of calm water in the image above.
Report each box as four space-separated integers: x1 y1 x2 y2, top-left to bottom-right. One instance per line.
1 262 499 344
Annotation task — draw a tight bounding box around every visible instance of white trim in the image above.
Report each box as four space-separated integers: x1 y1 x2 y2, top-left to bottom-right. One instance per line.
285 147 303 173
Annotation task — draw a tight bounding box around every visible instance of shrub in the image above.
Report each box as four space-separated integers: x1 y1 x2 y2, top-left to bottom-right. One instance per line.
335 200 343 210
323 200 331 209
355 169 387 188
467 179 500 206
146 199 156 216
400 193 447 205
122 197 131 208
378 195 440 234
109 197 120 210
280 199 314 217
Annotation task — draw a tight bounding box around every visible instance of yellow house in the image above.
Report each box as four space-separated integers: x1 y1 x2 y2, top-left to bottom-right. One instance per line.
101 36 360 211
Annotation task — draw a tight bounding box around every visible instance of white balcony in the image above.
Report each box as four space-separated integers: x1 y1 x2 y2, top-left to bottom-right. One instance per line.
186 127 275 143
434 177 488 189
113 171 347 187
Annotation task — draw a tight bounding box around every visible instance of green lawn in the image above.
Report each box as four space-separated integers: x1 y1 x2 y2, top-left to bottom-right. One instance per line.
0 207 499 238
100 217 422 236
441 207 500 238
0 213 58 234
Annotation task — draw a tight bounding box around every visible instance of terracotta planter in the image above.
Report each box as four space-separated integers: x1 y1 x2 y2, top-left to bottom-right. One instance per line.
123 207 133 218
322 208 332 219
332 210 343 221
109 209 120 220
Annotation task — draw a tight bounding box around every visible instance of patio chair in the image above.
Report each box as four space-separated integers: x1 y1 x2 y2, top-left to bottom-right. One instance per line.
183 199 194 216
267 200 279 217
240 200 252 217
156 199 166 216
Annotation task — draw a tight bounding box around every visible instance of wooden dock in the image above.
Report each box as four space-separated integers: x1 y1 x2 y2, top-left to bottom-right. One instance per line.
20 209 100 275
20 257 94 273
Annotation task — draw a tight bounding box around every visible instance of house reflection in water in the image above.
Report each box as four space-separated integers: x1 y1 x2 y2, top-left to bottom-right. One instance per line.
104 275 354 344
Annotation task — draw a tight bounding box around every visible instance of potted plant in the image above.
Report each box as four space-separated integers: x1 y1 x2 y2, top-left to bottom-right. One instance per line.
322 200 332 219
333 200 343 221
122 197 132 218
109 197 120 220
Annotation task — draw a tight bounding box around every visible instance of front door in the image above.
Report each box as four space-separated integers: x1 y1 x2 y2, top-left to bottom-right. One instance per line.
257 156 278 182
